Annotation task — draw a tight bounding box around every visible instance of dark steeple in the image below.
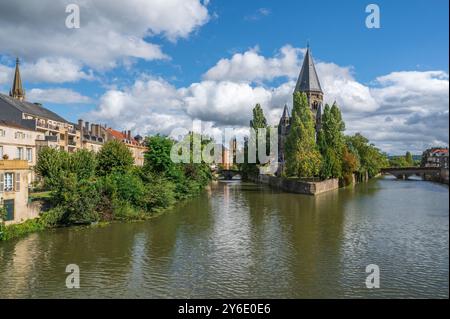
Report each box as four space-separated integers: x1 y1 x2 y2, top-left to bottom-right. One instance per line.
10 57 25 101
294 47 322 94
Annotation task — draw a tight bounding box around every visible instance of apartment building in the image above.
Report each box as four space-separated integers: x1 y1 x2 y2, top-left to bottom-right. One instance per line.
0 120 42 184
106 128 147 166
0 59 80 153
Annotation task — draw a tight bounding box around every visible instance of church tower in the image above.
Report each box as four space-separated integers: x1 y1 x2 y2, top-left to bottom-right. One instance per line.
277 45 324 175
294 45 323 130
9 57 25 101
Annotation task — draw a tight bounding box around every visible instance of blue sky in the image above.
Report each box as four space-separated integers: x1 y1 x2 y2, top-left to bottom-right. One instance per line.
0 0 448 154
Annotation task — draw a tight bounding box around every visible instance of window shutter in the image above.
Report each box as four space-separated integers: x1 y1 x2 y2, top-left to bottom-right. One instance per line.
15 173 20 192
0 173 3 193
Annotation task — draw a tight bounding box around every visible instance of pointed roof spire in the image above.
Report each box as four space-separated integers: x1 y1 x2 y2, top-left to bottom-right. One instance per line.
294 46 322 94
281 104 290 119
10 57 25 101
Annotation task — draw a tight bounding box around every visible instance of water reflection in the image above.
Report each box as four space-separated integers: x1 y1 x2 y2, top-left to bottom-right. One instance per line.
0 178 448 298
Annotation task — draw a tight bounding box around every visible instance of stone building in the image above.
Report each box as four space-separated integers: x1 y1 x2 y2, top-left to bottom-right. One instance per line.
278 46 324 172
421 147 449 169
0 58 80 153
0 159 32 224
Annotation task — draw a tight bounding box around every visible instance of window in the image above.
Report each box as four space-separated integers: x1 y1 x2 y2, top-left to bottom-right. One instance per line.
14 131 25 139
16 147 24 160
26 148 33 162
3 172 14 192
0 146 3 159
0 129 5 137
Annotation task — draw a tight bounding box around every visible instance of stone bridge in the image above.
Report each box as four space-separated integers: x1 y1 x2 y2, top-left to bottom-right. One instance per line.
219 169 241 180
380 167 441 180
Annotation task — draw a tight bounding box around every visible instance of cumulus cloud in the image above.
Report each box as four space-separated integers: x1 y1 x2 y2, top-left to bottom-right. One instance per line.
0 0 210 69
89 77 189 134
87 46 448 155
27 88 92 104
204 45 301 82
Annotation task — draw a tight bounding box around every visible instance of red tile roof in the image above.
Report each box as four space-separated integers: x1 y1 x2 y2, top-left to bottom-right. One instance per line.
107 128 140 146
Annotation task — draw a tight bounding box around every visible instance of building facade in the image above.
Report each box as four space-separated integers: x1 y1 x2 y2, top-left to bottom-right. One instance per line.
0 59 80 153
0 160 32 224
421 147 449 169
106 128 147 166
0 120 43 184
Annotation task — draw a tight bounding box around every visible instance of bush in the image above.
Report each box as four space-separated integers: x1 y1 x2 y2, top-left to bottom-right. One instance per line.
143 175 176 210
97 140 134 176
0 218 46 241
53 174 100 224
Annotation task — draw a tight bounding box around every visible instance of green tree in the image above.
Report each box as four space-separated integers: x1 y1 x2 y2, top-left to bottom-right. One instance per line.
69 149 97 180
346 133 388 178
317 103 346 179
405 151 414 166
97 140 134 176
53 174 100 224
35 147 70 189
241 104 269 177
285 92 322 178
144 134 176 176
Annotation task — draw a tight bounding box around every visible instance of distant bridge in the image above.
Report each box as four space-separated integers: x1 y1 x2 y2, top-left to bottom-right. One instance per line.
219 169 241 180
380 167 441 180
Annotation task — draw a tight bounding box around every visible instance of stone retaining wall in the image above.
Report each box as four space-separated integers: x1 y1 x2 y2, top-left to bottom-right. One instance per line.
249 175 340 195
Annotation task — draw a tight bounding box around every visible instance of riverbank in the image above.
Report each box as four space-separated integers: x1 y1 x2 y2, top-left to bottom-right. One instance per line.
0 188 203 242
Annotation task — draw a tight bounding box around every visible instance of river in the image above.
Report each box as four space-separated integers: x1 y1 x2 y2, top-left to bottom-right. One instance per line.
0 177 448 298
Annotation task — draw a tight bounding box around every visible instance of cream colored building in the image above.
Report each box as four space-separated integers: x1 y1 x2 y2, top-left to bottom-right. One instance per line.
0 58 80 154
0 120 42 184
106 128 147 166
0 160 34 225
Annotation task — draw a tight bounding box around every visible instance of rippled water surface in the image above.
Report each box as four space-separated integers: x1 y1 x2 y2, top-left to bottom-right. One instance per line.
0 177 448 298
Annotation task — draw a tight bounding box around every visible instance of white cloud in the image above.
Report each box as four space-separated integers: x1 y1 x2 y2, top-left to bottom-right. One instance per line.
244 8 271 21
27 88 92 104
21 58 94 83
86 47 448 155
204 45 301 82
0 0 210 69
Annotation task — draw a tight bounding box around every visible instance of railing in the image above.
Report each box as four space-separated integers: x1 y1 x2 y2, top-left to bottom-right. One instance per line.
37 122 59 131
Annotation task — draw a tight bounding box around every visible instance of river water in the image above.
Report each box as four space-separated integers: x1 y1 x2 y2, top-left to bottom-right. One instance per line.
0 177 448 298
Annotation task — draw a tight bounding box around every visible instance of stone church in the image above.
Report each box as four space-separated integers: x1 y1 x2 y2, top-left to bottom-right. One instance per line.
278 46 323 170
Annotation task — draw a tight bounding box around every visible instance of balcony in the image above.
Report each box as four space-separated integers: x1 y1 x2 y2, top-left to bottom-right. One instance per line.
68 128 77 135
36 122 59 131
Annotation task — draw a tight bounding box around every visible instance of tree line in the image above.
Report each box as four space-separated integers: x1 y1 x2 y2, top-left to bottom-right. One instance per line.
32 135 211 226
242 92 389 184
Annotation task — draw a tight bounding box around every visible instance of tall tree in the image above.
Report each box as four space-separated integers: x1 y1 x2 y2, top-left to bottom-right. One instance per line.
241 104 269 176
317 103 346 179
405 151 414 166
284 92 322 178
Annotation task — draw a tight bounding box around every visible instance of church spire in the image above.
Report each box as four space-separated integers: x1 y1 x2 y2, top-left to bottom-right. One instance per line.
10 57 25 101
294 47 322 94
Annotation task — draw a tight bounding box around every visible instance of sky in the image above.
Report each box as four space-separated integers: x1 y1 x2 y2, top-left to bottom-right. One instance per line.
0 0 448 155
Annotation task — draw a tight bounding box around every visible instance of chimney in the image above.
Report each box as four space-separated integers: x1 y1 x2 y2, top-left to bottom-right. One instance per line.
78 119 84 141
127 130 131 141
